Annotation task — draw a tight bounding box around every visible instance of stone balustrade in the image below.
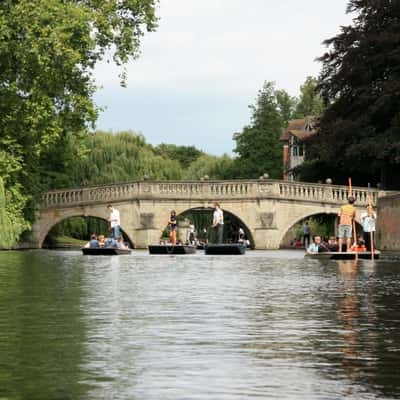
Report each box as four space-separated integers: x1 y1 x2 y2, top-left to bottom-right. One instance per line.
41 180 384 209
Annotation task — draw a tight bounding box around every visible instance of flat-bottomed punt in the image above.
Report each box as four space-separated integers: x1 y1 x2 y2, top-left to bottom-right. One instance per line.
82 248 132 255
305 251 380 260
205 244 246 255
148 245 197 255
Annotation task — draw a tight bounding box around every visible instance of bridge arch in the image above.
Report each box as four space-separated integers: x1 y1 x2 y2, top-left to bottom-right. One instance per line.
279 210 364 248
175 206 255 248
37 211 135 249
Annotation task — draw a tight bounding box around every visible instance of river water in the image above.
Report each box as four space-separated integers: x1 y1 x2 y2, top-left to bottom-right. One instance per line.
1 249 400 400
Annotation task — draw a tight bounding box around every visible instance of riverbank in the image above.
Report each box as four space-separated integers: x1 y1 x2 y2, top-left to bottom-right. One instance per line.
42 235 87 249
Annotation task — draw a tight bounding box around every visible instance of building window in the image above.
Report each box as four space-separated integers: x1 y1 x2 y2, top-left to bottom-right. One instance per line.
299 145 304 156
292 146 298 156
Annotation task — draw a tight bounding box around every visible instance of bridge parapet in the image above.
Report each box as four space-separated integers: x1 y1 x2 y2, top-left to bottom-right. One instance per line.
277 182 380 205
41 180 385 209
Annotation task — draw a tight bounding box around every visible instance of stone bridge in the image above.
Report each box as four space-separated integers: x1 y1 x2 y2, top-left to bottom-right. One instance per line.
32 179 388 249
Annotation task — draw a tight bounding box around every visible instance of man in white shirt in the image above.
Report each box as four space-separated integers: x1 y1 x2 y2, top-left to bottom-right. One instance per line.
107 204 121 239
361 205 376 251
212 202 224 244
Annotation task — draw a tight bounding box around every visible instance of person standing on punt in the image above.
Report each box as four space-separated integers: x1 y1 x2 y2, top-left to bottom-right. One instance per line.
212 202 224 244
188 220 196 245
201 228 208 244
361 205 376 251
107 204 121 240
168 210 178 245
302 221 311 248
338 196 356 252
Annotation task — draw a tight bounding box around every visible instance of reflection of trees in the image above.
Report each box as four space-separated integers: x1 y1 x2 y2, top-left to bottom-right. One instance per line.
0 251 89 400
362 261 400 397
317 260 400 398
239 258 400 397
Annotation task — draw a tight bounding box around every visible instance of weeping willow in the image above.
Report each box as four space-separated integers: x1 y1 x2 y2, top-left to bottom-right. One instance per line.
68 131 184 186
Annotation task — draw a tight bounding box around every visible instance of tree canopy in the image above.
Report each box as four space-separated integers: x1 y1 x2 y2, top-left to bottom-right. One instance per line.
0 0 158 246
67 131 183 185
293 76 324 119
233 82 285 179
301 0 400 188
153 144 204 169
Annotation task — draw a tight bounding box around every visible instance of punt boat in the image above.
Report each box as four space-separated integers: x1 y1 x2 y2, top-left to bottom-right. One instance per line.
82 248 132 255
305 251 380 260
204 244 246 255
148 244 197 255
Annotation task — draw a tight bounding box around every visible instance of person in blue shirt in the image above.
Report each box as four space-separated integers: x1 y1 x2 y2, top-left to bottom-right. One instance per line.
306 235 329 254
104 237 119 248
307 235 321 254
303 221 311 247
84 234 99 249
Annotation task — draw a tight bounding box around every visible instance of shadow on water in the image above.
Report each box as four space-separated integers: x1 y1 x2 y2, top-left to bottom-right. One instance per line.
0 251 93 400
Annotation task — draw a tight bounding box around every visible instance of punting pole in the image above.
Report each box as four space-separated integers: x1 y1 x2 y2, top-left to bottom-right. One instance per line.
348 178 358 262
368 183 375 261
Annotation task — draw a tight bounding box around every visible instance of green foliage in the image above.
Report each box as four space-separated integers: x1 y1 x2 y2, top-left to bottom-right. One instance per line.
0 178 30 249
182 154 237 180
302 0 400 188
66 131 183 185
233 81 284 179
276 89 297 125
293 76 324 118
0 0 158 243
47 216 109 242
294 216 336 241
154 144 204 169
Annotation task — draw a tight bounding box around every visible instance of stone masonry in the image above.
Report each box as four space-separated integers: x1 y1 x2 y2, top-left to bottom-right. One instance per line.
32 180 388 250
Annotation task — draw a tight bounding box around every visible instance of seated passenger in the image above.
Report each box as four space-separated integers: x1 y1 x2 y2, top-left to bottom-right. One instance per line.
104 237 118 248
295 239 304 248
118 238 129 250
98 235 105 247
307 235 330 254
327 236 339 252
351 239 367 252
307 235 322 254
84 234 99 248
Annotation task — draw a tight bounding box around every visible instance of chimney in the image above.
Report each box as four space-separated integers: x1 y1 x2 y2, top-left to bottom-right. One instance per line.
283 145 289 181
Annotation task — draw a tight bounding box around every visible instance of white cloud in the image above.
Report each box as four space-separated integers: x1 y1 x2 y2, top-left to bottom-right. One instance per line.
93 0 353 153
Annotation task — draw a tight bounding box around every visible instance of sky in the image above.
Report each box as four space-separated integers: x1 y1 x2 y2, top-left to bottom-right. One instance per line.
93 0 353 155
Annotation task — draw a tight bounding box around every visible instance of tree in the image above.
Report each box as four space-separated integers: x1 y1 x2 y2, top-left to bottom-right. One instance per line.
294 76 324 118
0 177 29 249
153 144 204 169
233 82 284 179
182 154 236 180
276 89 297 125
66 131 183 185
0 0 158 245
302 0 400 188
